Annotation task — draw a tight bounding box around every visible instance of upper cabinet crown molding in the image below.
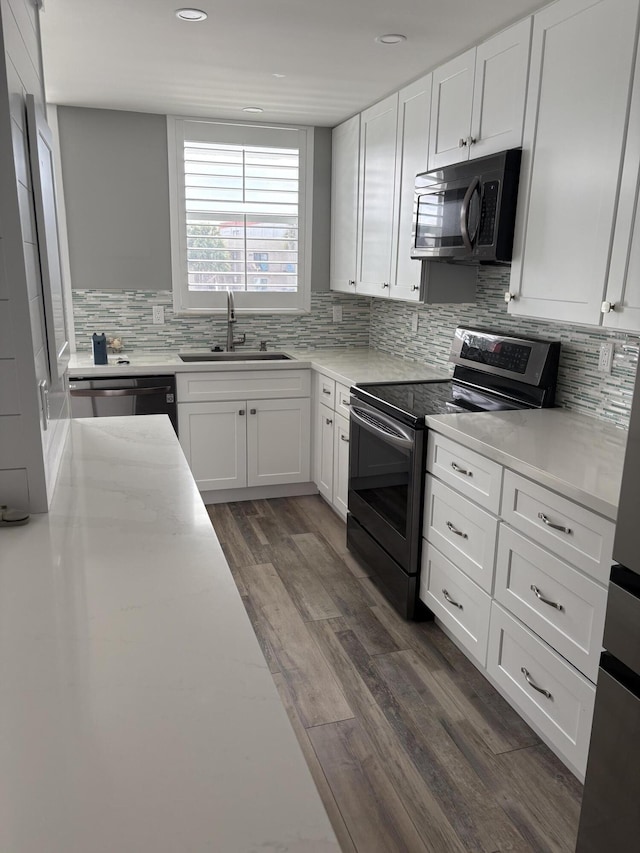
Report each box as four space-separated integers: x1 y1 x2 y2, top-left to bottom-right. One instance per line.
508 0 640 329
429 18 532 170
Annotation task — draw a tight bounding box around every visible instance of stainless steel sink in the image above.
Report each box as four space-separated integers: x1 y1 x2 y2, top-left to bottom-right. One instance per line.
179 351 293 362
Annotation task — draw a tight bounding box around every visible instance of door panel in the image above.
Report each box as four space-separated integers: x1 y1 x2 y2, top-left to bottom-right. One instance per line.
178 401 247 490
429 49 475 169
247 397 311 487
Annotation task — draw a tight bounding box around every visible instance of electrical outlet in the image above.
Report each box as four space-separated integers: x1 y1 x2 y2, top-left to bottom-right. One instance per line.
411 313 419 333
598 342 614 373
152 305 165 325
332 304 343 323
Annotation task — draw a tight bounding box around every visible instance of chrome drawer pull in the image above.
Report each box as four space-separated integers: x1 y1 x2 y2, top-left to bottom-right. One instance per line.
442 589 463 610
451 462 472 477
521 667 553 700
322 388 331 395
531 584 564 612
537 512 571 534
340 435 349 443
446 520 468 539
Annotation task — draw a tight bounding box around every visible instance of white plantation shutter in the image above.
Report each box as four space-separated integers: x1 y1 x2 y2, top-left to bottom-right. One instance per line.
169 118 313 313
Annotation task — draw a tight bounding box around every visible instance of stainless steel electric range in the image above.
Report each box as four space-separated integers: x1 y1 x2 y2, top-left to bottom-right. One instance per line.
346 327 561 619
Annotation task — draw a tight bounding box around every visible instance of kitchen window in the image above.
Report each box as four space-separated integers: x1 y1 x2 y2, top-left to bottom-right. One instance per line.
168 117 313 314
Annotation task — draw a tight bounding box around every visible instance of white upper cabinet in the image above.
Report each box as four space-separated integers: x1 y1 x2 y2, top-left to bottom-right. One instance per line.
356 93 399 296
508 0 640 326
429 20 531 170
330 114 360 294
603 38 640 333
390 73 432 302
429 48 476 169
469 19 532 161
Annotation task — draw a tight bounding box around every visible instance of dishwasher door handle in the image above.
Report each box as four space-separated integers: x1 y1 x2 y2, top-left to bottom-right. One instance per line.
69 386 173 398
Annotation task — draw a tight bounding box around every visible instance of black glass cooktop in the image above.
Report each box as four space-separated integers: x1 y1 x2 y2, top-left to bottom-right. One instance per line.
352 379 525 427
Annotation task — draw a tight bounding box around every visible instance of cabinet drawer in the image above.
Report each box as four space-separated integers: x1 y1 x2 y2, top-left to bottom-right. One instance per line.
501 470 615 584
177 369 311 403
427 432 503 513
420 542 491 667
495 525 607 682
315 373 336 409
488 603 595 778
423 476 498 593
335 382 352 418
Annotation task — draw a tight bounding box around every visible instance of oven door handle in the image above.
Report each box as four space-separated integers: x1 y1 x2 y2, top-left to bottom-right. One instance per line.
350 406 414 450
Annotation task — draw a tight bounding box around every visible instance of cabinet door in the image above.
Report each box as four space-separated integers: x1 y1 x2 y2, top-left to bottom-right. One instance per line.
390 74 432 302
428 48 475 169
178 401 247 491
330 115 360 294
315 403 334 501
247 397 311 487
603 38 640 333
356 93 398 296
332 413 350 520
509 0 640 325
469 18 531 160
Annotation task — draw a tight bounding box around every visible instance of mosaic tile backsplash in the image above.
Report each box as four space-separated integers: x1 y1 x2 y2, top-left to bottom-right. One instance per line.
72 290 372 352
371 266 638 429
72 270 638 429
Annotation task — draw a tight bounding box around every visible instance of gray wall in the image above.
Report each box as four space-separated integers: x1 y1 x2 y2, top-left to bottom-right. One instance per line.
57 107 332 293
58 107 172 291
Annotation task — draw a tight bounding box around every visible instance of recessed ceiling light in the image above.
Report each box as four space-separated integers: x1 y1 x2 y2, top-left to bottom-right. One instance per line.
273 73 286 78
175 8 208 22
242 106 264 114
375 33 407 45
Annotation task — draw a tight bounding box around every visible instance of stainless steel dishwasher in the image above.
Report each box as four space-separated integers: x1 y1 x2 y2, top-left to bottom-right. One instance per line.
69 375 178 434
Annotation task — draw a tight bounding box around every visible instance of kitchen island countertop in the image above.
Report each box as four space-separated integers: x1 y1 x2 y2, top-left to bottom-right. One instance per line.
0 416 339 853
426 408 627 520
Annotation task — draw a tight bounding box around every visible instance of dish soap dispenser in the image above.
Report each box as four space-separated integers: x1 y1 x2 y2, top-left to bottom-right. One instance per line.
92 332 108 365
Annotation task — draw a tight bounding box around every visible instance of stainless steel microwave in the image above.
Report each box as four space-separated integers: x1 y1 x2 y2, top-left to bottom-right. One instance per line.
411 148 522 263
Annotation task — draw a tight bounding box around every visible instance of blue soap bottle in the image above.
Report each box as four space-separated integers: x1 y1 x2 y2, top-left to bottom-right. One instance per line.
92 333 108 365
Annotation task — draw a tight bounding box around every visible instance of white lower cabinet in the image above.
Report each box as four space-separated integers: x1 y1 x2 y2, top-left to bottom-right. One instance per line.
420 542 491 667
179 401 247 491
312 371 351 520
332 413 350 519
420 429 610 780
487 603 596 778
177 369 311 493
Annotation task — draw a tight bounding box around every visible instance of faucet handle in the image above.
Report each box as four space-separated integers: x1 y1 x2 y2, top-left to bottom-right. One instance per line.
259 340 269 352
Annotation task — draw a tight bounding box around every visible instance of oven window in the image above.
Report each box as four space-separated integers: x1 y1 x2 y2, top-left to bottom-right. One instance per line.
416 188 466 250
350 422 411 536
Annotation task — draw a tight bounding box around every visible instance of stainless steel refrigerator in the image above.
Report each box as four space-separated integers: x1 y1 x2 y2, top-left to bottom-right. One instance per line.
575 377 640 851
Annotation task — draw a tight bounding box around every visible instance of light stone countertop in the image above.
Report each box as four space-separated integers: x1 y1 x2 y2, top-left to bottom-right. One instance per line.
0 416 339 853
426 408 627 520
68 346 450 386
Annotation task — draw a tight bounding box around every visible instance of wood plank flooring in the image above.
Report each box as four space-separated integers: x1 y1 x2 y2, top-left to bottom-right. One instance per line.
207 495 582 853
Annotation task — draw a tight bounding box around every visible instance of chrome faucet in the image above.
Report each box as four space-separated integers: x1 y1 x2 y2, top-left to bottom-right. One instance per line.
225 290 246 352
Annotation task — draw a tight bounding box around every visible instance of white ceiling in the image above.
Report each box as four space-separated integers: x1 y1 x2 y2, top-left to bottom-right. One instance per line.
40 0 549 127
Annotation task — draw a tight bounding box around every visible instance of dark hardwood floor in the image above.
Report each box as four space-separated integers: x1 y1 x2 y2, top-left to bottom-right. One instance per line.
207 495 582 853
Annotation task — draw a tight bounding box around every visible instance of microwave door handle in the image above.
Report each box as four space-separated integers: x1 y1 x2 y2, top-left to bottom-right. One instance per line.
350 406 414 451
459 176 481 253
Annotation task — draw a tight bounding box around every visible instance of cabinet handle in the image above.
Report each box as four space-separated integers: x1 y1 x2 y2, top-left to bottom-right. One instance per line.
238 409 245 416
341 434 349 443
467 136 477 146
530 585 564 612
601 301 617 314
446 520 467 539
504 292 517 303
326 418 333 425
349 280 356 287
521 667 553 700
322 388 331 395
458 137 468 148
442 589 463 610
411 285 419 291
537 512 571 535
250 408 257 415
451 461 472 477
382 282 389 289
